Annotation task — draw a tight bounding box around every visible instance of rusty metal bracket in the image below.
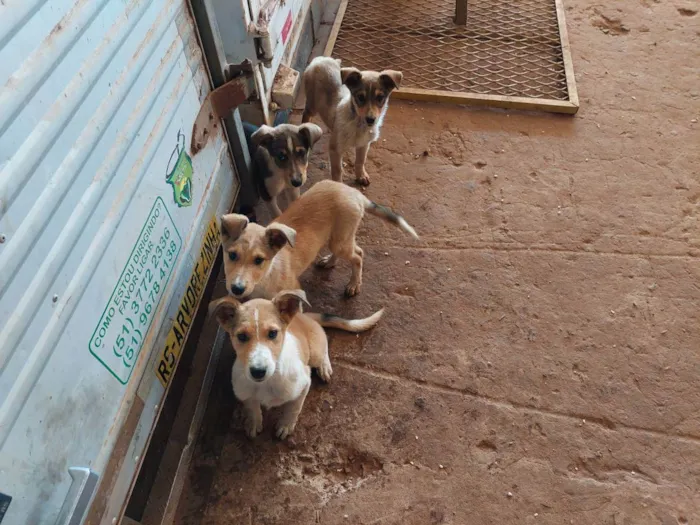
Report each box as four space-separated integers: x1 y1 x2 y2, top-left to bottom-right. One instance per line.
191 69 255 155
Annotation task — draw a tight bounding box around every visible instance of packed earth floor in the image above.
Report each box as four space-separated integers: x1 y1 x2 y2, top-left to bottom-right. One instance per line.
173 0 700 523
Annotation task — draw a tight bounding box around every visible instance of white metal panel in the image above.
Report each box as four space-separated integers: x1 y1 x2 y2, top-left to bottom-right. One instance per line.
0 0 238 523
198 0 311 126
254 0 305 90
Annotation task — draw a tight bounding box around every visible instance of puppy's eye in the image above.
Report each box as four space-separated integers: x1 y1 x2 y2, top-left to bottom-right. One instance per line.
376 95 385 104
268 329 278 340
254 256 265 266
296 149 306 158
356 93 366 104
237 333 249 343
228 252 238 261
277 152 288 162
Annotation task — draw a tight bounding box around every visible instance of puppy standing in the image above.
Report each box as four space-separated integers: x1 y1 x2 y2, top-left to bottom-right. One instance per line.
220 180 418 300
302 57 402 186
243 122 323 217
210 290 383 439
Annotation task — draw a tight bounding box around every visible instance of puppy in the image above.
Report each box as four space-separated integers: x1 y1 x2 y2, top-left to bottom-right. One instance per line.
220 179 418 300
210 290 383 438
302 56 402 186
243 121 323 217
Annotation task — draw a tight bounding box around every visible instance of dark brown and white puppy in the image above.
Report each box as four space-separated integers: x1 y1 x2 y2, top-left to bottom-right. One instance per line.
244 122 323 218
302 57 402 186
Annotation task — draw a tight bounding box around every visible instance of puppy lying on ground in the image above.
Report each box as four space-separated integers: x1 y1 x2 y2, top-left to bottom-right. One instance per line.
220 180 418 300
302 57 402 186
210 290 383 438
243 121 323 217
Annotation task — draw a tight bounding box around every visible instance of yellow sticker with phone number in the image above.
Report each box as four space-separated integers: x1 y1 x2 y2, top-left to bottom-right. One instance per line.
155 215 219 387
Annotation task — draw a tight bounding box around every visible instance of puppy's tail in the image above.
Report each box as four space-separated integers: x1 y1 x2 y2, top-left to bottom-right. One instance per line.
307 308 384 333
363 199 419 240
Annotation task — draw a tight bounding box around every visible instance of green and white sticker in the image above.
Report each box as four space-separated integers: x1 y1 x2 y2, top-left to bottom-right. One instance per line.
89 197 182 384
165 130 193 208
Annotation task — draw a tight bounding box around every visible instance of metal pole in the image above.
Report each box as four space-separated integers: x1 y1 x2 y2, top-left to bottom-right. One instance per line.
455 0 467 25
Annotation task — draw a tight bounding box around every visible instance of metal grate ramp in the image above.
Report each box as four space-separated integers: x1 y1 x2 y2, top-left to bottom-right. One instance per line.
325 0 579 114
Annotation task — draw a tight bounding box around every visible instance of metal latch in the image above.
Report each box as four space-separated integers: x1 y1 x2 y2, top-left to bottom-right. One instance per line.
54 467 99 525
190 68 255 155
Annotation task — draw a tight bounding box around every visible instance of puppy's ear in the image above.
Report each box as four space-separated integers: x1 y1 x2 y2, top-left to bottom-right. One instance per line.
251 124 275 148
220 214 248 241
341 67 362 90
298 123 323 149
209 296 240 329
272 289 310 323
379 70 403 91
265 222 296 251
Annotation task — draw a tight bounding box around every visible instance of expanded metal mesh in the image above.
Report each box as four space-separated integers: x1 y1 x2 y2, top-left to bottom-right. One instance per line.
331 0 571 101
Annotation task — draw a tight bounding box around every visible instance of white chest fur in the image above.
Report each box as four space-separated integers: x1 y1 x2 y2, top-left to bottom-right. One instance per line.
231 332 310 408
335 94 387 150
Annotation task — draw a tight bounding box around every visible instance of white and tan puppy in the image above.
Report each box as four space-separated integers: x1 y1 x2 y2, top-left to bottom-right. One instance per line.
220 180 418 300
302 56 402 186
210 290 383 439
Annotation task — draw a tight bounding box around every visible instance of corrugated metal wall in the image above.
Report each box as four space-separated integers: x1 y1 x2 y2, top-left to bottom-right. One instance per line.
0 1 239 523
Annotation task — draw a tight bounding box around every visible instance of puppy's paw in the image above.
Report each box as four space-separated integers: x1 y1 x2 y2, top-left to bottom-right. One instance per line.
276 420 297 440
344 281 362 297
245 415 263 439
356 171 371 186
315 254 337 268
317 360 333 383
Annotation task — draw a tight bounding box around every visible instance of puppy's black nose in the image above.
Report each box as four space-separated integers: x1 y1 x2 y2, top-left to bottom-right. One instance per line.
250 367 267 381
231 283 246 296
365 116 376 125
291 178 302 187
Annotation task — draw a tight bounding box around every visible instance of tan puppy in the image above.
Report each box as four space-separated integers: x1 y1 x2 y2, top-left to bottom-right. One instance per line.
210 290 383 439
220 180 418 299
302 56 402 186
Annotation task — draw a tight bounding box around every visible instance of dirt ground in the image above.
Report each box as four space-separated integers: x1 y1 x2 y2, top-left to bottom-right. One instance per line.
173 0 700 523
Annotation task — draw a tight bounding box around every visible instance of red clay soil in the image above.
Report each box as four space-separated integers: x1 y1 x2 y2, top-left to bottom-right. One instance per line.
173 0 700 523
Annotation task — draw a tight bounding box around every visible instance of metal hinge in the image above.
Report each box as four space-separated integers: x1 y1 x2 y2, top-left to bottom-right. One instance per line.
248 0 281 67
190 64 256 155
253 29 274 67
